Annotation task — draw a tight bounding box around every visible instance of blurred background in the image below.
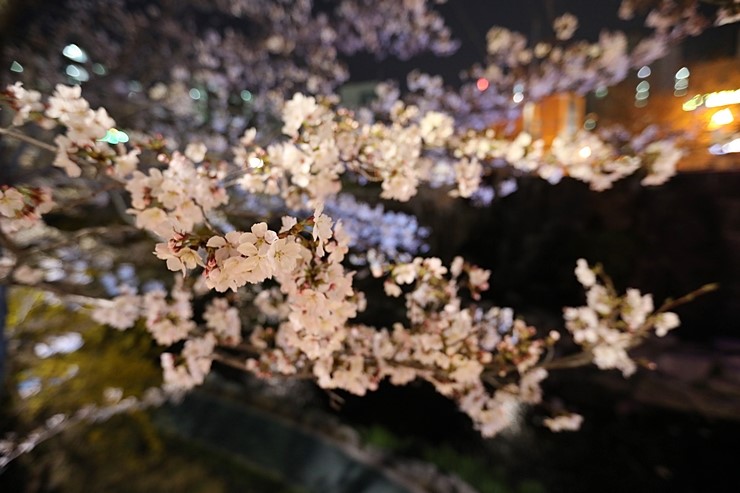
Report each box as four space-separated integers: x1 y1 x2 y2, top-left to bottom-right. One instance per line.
1 1 739 492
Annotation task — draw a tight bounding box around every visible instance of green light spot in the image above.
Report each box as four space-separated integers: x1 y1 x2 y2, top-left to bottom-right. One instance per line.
674 79 689 90
240 90 252 102
10 61 23 73
189 88 201 100
682 95 702 111
92 63 106 75
65 65 89 81
98 128 129 145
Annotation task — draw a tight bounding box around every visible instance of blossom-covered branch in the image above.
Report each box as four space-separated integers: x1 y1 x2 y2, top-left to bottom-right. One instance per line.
0 0 726 466
0 79 713 442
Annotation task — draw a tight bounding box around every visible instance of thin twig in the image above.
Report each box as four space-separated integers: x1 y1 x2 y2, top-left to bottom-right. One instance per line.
212 352 248 371
54 183 120 209
0 127 57 153
657 283 719 313
538 351 594 371
230 341 270 355
8 280 99 301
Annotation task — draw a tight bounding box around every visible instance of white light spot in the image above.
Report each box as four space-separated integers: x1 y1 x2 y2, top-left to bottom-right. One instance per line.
248 157 264 169
637 66 651 78
709 138 740 155
62 44 88 63
34 332 84 358
578 146 592 159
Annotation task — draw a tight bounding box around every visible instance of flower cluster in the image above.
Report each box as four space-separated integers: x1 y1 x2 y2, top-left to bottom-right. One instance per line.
90 287 140 331
4 82 44 126
565 259 681 376
44 84 116 177
160 333 217 393
242 252 554 436
0 186 54 221
0 81 703 434
233 93 683 206
126 150 228 238
334 0 458 60
1 0 459 149
203 221 302 292
0 0 723 464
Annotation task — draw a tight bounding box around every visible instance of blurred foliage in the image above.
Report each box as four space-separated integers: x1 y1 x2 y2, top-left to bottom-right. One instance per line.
360 425 546 493
1 287 301 492
5 412 304 493
423 446 546 493
5 287 161 419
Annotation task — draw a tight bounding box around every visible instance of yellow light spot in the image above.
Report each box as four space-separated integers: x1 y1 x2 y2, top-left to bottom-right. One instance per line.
709 108 734 129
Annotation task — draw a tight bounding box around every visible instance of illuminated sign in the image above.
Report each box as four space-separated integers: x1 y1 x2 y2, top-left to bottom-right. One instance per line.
705 89 740 108
683 89 740 111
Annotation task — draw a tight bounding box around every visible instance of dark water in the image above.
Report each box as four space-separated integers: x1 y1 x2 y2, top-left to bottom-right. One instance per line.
336 372 740 493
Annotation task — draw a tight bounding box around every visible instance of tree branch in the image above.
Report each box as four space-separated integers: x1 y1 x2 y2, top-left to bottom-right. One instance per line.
0 127 56 153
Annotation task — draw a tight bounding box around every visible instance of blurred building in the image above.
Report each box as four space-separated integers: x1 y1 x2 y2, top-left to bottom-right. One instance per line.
510 26 740 172
587 29 740 171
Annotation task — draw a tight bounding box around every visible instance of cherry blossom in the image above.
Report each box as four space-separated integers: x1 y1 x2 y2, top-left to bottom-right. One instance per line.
0 188 25 218
0 2 726 467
